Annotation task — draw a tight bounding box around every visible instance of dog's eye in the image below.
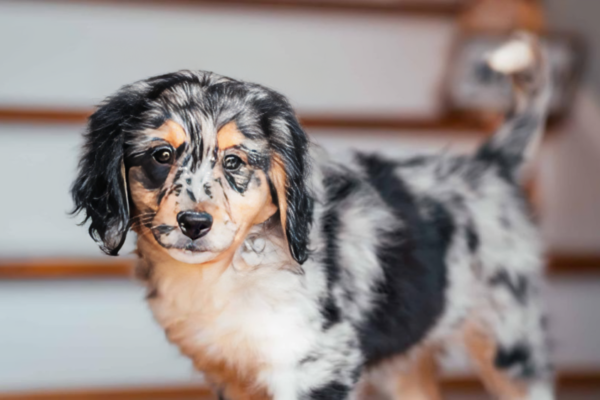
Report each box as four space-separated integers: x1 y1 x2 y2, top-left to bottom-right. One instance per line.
153 148 173 164
223 155 243 171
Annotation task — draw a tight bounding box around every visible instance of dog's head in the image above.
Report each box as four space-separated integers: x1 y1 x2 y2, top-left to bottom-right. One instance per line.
72 71 313 265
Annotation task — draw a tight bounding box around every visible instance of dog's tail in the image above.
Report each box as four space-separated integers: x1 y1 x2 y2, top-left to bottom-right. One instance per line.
474 33 552 181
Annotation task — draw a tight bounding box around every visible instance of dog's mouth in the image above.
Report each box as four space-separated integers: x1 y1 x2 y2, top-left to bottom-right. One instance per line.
150 225 209 253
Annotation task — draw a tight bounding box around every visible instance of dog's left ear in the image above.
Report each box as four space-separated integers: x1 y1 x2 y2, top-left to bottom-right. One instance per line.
71 86 144 255
267 113 314 265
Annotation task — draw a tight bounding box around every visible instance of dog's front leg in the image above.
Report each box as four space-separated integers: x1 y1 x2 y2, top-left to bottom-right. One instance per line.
263 367 358 400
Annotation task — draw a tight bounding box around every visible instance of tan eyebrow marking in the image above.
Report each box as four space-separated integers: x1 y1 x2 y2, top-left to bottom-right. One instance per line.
217 121 246 150
152 120 188 148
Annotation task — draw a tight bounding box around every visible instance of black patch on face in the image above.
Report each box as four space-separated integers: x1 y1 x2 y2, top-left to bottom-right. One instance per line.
355 153 452 365
489 270 528 304
306 381 351 400
211 146 219 169
128 147 174 190
466 224 480 253
319 169 361 330
181 154 192 169
185 178 192 185
157 187 168 205
186 188 197 203
242 147 269 171
173 184 183 197
172 168 185 185
175 142 187 159
224 169 253 194
128 162 170 191
203 183 213 199
494 343 537 378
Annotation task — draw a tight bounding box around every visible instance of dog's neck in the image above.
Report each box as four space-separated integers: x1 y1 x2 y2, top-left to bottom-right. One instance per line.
134 218 308 394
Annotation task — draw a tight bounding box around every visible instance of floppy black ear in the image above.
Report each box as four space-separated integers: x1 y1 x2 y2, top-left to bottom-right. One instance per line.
266 111 314 265
71 87 145 255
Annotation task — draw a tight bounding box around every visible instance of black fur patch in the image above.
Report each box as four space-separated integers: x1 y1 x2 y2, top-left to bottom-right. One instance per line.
186 188 197 203
355 153 452 364
224 170 252 194
128 158 171 191
495 343 537 378
319 169 361 330
172 167 185 185
175 142 187 159
203 183 213 199
157 187 168 205
466 224 480 253
306 381 350 400
489 270 528 304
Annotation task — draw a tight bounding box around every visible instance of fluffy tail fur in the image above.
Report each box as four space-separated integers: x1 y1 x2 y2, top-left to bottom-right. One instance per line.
475 33 552 181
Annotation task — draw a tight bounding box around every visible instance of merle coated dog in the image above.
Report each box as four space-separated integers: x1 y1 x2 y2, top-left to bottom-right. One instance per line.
72 35 553 399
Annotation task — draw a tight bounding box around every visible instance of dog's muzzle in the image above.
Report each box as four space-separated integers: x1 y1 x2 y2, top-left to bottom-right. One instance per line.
177 211 213 240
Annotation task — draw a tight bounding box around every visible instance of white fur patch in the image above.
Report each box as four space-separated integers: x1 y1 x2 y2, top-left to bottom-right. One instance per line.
487 38 535 74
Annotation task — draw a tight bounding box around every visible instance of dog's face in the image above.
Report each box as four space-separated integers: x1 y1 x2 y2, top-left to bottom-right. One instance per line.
127 119 280 264
72 71 313 265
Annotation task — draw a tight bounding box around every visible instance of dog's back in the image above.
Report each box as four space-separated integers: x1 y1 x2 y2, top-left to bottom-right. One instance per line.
346 34 553 399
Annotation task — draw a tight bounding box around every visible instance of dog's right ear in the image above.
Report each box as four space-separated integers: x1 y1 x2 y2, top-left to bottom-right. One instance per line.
71 85 146 255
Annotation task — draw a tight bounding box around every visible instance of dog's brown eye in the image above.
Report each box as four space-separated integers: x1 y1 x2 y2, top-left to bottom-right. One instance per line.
223 155 243 171
153 148 172 164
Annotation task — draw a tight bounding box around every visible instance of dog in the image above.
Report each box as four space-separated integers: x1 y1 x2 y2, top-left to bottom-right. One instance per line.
72 35 553 400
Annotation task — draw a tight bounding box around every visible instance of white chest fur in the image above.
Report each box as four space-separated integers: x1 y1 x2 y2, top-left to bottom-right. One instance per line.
146 240 320 387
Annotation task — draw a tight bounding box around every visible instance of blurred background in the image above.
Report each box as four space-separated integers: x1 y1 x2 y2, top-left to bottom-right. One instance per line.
0 0 599 399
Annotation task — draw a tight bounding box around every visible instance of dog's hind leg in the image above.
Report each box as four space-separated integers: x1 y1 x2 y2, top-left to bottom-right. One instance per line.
392 348 442 400
463 319 553 400
360 347 442 400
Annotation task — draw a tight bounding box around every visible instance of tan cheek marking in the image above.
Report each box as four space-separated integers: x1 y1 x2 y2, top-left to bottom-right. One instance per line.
252 172 277 225
153 119 188 149
269 155 288 235
217 121 246 149
128 180 157 234
129 168 158 211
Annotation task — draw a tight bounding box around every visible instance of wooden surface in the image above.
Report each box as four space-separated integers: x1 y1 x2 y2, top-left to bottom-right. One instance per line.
36 0 466 17
0 385 213 400
0 253 598 280
0 107 497 134
0 371 598 399
0 258 135 280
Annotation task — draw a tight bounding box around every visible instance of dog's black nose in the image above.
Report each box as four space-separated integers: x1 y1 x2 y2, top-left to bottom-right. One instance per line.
177 211 213 240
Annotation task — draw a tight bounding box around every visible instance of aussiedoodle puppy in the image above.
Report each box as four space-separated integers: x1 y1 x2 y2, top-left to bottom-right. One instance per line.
72 35 553 400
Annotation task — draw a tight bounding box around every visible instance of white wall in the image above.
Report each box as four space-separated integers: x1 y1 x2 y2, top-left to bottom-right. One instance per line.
0 1 599 392
0 1 453 116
